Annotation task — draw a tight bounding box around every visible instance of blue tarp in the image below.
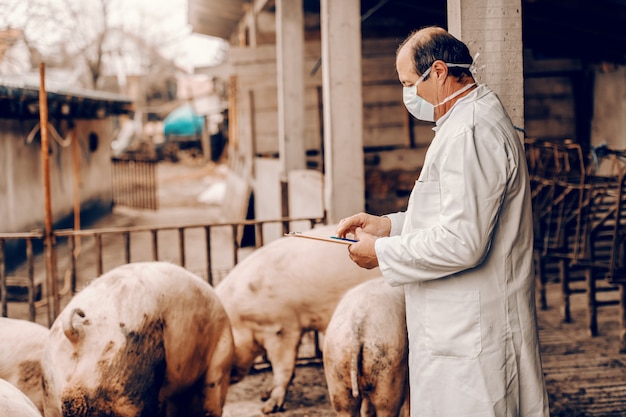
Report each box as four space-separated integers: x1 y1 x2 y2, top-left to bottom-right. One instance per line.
163 104 204 137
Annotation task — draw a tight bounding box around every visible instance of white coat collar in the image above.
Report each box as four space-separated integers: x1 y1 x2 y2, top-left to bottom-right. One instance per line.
433 84 491 131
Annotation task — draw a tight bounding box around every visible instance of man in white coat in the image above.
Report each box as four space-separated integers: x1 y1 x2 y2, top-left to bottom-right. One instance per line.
335 26 550 417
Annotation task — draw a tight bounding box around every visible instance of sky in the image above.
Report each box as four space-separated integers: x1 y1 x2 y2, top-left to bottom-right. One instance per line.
0 0 226 72
108 0 226 71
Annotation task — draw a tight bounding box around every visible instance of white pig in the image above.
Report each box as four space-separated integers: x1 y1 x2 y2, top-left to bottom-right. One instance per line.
323 277 409 417
0 377 43 417
0 317 48 413
215 224 381 413
41 261 234 417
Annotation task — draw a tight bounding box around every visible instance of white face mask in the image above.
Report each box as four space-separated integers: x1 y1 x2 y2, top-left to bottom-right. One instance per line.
403 85 435 122
402 62 475 122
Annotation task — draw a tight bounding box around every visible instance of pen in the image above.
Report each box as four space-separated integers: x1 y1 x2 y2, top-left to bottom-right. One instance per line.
330 236 358 243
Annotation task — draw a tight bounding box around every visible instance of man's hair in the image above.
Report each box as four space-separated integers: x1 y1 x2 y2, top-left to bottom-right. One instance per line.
398 26 473 80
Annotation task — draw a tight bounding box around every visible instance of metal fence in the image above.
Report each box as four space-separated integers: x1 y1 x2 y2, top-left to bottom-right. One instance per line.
0 216 325 326
1 215 327 367
111 158 159 210
526 138 626 342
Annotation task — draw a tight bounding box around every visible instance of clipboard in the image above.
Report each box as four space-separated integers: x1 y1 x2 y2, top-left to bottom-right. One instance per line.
284 232 357 245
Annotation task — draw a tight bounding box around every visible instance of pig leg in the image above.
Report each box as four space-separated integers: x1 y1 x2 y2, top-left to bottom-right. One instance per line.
368 371 409 417
199 332 234 417
166 332 233 417
258 327 302 413
325 375 361 417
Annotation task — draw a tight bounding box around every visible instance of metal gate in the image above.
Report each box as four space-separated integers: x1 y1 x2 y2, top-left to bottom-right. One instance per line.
111 157 158 210
0 215 325 367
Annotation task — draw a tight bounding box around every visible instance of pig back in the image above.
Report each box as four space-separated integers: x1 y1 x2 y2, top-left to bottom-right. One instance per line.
216 224 381 329
41 261 233 417
0 318 48 413
0 378 43 417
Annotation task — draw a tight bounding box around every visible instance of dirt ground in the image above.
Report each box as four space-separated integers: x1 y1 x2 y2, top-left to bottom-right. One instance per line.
223 363 334 417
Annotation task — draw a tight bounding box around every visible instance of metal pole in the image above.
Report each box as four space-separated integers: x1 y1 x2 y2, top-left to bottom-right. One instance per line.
72 128 81 254
39 62 59 325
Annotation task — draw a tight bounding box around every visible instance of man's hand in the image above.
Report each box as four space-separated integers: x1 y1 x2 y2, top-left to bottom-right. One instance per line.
335 212 391 239
346 227 379 269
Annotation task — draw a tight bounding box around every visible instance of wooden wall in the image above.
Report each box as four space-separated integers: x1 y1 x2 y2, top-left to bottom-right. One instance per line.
228 37 434 216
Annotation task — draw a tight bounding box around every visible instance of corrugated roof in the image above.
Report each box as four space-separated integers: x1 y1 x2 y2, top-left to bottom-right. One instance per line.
0 74 133 119
0 74 131 104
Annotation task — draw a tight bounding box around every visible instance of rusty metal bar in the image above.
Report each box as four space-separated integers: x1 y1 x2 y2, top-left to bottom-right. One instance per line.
314 331 322 359
51 216 324 238
123 232 131 264
254 223 264 248
152 162 158 210
26 239 35 322
1 216 325 323
0 238 6 318
205 226 213 286
152 230 159 261
70 235 77 296
231 224 240 266
40 62 59 326
178 228 185 267
95 234 103 276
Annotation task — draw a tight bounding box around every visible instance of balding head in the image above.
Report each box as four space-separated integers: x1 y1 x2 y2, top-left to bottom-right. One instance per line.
396 26 473 80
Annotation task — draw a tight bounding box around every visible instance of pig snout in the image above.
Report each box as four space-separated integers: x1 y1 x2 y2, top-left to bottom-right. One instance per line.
61 388 88 417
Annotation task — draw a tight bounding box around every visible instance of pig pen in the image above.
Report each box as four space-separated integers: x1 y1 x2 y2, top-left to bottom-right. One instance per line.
224 366 333 416
223 337 334 416
4 157 625 417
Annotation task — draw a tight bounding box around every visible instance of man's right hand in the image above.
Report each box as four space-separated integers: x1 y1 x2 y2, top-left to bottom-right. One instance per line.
335 212 391 239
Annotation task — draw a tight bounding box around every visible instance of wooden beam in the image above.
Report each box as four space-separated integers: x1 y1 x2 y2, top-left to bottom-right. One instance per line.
321 0 365 223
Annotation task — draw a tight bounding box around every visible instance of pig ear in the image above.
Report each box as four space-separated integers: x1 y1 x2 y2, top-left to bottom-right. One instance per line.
63 308 86 343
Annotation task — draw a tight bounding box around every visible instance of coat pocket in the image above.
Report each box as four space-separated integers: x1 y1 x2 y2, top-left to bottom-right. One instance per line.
424 288 481 359
405 181 440 231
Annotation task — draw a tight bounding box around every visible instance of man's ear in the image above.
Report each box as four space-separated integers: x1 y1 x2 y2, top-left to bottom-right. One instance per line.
431 60 449 83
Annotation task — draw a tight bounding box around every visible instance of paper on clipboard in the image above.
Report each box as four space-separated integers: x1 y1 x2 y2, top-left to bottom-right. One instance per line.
284 232 357 245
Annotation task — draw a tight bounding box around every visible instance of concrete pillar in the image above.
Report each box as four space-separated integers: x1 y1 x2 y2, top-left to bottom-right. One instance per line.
447 0 525 131
276 0 306 217
320 0 365 223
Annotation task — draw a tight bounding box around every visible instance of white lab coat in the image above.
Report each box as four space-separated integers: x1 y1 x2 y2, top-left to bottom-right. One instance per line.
375 85 549 417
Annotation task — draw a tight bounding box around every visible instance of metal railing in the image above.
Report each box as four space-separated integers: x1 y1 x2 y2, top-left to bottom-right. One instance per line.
1 216 325 326
526 138 626 343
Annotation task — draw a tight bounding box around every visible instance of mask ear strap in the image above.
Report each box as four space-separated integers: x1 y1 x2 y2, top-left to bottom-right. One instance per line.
470 52 484 76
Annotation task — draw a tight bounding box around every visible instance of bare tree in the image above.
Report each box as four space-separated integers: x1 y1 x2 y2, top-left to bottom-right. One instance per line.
0 0 195 91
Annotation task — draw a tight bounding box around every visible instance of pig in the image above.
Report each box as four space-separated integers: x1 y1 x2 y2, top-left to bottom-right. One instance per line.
40 261 234 417
0 377 43 417
215 224 381 413
323 277 409 417
0 317 48 413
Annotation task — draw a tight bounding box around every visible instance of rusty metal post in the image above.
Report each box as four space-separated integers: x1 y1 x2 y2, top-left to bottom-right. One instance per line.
123 232 131 263
204 226 213 285
95 234 103 276
178 228 185 267
69 235 77 296
152 230 159 261
0 239 6 318
231 224 240 265
254 223 264 248
26 239 35 321
40 62 59 325
72 129 81 255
